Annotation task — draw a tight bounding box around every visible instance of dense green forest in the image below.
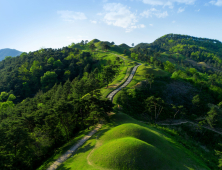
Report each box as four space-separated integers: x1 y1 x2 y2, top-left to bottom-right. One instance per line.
0 43 125 169
1 35 222 169
134 34 222 70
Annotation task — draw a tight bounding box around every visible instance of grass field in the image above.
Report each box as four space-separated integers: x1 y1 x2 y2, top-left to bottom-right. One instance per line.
57 111 210 170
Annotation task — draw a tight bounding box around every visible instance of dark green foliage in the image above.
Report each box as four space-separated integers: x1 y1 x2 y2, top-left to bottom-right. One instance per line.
117 77 215 121
0 46 118 169
215 143 222 169
0 79 113 170
103 65 117 87
0 47 96 103
1 34 222 169
145 96 164 122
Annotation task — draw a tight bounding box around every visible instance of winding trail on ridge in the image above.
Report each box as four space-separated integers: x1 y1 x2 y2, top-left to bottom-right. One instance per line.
47 54 141 170
107 54 141 101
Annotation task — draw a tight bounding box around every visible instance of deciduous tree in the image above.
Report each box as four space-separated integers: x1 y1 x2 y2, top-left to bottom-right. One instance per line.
145 96 164 122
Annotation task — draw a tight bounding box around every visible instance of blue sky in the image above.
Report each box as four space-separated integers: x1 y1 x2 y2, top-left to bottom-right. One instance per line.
1 0 222 52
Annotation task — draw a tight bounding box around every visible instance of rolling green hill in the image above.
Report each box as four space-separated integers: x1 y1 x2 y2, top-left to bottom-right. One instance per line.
133 33 222 71
1 34 222 170
57 112 210 170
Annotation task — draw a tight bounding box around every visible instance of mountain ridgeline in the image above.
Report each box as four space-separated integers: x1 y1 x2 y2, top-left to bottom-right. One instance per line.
0 35 222 170
0 48 22 61
134 33 222 70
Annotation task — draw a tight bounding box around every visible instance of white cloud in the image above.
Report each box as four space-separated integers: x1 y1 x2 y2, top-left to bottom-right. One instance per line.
177 7 185 13
138 24 146 28
172 20 176 23
142 0 196 8
195 9 200 11
155 11 168 18
102 3 144 32
140 8 168 18
90 20 97 24
102 0 108 2
149 24 153 26
140 8 157 18
57 11 87 21
210 0 222 6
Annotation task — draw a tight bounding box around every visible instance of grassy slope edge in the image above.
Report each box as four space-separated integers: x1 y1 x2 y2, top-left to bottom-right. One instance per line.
57 111 210 170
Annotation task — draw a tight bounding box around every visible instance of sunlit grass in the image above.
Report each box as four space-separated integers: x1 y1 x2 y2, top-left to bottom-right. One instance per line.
58 112 210 170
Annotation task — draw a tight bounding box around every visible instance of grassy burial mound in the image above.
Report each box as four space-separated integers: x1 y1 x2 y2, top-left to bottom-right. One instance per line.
89 137 170 170
88 122 210 170
56 112 210 170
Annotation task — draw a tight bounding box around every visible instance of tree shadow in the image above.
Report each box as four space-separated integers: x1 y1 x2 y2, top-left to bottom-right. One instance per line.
72 142 94 156
57 164 72 170
95 128 110 140
69 127 111 156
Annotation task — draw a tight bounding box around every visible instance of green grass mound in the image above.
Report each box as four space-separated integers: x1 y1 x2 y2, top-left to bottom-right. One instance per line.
54 113 210 170
89 123 209 170
99 123 183 158
100 123 167 146
89 137 177 170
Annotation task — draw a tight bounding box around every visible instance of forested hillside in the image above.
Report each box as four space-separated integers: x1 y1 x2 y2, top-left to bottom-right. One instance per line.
120 34 222 169
134 33 222 70
0 41 129 169
1 35 222 170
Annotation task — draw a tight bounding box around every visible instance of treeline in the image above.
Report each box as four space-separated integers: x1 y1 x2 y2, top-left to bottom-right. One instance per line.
133 33 222 70
0 78 113 170
131 48 222 105
130 49 164 70
155 34 222 68
131 41 222 105
116 76 214 122
153 33 222 54
0 45 125 169
116 77 222 169
0 47 96 103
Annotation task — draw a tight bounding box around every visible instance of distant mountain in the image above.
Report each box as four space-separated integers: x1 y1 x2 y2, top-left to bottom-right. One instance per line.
0 48 22 61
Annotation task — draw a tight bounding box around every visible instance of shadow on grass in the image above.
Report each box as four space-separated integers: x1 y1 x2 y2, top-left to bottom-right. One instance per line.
57 164 71 170
74 142 94 155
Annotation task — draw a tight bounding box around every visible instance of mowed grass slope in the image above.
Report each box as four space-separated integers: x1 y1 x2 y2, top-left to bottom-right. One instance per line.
58 112 210 170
